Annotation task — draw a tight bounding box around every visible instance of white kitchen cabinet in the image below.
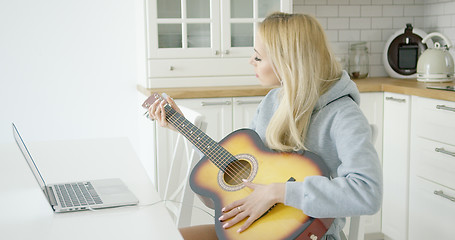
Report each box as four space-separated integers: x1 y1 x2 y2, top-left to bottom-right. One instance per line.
232 96 263 130
409 96 455 240
144 0 292 88
408 176 455 240
358 92 384 235
382 92 411 240
359 92 384 165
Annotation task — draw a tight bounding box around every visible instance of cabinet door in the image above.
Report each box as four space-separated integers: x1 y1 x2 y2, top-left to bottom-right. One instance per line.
382 92 411 240
232 96 263 130
409 176 455 240
146 0 221 59
357 92 384 235
411 96 455 146
220 0 292 57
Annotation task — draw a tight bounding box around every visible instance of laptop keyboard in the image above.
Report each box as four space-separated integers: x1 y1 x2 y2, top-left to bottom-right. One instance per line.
54 182 103 208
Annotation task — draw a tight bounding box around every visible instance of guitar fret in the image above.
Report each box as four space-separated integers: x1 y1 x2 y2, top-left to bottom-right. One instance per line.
164 105 234 170
174 115 231 170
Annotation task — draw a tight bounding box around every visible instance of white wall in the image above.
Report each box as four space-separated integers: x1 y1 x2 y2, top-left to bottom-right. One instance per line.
0 0 146 150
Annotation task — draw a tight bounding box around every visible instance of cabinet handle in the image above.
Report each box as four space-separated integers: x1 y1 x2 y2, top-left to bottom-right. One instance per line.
169 66 175 71
223 50 230 55
436 105 455 112
434 190 455 202
201 101 232 106
385 96 406 103
214 50 219 55
435 147 455 158
236 100 262 105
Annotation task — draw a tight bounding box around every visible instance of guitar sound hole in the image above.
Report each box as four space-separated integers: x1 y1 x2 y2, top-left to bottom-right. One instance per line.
223 159 252 186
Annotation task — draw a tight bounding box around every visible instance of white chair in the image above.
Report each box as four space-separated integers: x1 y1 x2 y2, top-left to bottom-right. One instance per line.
345 216 365 240
343 124 378 240
163 106 207 228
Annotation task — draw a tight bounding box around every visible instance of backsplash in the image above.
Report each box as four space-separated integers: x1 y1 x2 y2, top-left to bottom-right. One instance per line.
293 0 455 77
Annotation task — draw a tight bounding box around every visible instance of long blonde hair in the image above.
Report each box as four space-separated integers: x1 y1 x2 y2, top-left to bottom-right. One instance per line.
260 12 342 151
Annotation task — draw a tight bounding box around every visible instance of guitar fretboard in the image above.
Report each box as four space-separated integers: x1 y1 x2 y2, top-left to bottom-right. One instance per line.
164 105 236 171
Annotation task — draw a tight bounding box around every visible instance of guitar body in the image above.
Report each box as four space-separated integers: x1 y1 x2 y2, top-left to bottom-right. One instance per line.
190 128 332 240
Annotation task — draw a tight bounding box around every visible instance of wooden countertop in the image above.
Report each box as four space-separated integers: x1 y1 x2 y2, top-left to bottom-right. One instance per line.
137 77 455 102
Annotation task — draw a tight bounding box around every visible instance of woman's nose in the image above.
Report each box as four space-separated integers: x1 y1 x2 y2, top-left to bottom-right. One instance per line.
249 55 256 66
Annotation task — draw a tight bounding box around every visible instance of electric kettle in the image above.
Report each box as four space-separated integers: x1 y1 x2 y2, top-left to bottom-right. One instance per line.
416 32 454 82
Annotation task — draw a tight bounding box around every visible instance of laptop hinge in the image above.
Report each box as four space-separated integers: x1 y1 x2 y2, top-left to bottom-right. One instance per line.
47 186 58 210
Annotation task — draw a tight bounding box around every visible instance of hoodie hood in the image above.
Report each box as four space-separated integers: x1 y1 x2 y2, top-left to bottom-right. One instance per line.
314 70 360 111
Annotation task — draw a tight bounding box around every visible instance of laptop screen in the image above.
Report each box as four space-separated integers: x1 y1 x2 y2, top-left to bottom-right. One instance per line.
12 123 51 203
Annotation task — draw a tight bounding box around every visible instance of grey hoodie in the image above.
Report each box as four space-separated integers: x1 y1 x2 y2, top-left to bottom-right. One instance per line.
250 71 382 240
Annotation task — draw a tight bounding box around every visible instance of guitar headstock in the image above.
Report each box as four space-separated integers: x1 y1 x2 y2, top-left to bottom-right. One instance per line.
142 92 168 109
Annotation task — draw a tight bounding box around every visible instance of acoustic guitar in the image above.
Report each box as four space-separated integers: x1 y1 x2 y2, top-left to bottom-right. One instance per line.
143 93 334 240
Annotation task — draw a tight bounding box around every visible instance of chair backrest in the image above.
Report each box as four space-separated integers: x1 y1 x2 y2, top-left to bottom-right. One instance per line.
163 106 206 228
344 124 378 240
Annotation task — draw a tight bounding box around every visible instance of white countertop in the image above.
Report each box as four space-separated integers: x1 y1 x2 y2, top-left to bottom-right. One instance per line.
0 137 182 240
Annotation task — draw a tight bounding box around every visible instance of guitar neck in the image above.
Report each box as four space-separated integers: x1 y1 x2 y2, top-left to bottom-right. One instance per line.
163 104 234 170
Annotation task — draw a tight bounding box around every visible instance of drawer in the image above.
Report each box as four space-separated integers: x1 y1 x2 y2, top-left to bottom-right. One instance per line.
148 58 254 78
409 176 455 240
411 137 455 190
412 96 455 146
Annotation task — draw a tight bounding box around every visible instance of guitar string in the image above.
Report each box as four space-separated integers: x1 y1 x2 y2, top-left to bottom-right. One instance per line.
165 109 250 183
163 104 244 175
153 93 250 182
164 105 251 183
149 94 249 182
174 113 252 183
168 108 248 181
190 125 251 183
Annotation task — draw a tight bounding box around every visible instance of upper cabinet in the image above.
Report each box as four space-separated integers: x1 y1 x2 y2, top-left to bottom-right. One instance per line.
145 0 292 88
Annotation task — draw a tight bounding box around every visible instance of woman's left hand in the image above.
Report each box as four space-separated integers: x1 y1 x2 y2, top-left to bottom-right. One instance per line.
218 181 285 233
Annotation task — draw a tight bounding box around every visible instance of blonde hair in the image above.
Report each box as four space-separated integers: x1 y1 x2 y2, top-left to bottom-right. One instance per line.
259 12 342 151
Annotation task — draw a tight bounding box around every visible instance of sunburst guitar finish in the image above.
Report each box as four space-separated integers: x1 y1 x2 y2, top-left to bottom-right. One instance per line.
142 93 334 240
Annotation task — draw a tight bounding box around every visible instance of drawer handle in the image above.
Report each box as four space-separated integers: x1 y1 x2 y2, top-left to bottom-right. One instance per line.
236 100 262 105
385 97 406 103
435 147 455 158
436 105 455 112
434 190 455 202
201 101 232 106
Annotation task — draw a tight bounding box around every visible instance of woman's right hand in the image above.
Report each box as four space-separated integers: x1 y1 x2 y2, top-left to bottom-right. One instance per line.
148 94 183 132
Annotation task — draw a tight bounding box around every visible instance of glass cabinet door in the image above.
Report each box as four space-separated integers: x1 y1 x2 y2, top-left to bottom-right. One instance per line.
221 0 290 58
147 0 220 59
147 0 290 59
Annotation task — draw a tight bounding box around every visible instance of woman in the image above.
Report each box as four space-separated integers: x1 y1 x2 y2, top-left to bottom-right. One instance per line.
149 12 382 240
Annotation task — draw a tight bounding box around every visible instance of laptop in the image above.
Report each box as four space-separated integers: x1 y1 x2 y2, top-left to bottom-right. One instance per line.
12 123 139 212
